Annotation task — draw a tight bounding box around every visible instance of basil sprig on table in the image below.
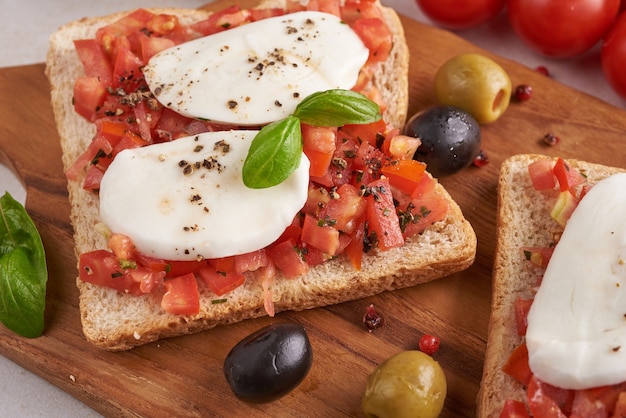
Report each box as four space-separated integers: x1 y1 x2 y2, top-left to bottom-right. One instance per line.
0 192 47 338
242 89 381 189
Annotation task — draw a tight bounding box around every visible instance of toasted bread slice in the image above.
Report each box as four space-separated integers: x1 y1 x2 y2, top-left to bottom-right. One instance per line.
46 1 476 351
477 154 626 417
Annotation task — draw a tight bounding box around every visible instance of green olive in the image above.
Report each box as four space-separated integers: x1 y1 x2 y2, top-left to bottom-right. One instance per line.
434 53 512 124
361 350 447 418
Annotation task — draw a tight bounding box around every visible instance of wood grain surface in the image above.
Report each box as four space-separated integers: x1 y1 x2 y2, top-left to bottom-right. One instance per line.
0 0 625 416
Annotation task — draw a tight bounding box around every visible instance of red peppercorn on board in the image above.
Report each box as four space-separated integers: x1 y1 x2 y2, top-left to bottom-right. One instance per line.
0 0 625 416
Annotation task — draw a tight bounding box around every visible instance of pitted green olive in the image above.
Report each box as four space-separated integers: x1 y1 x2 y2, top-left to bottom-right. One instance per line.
434 53 512 124
362 350 447 418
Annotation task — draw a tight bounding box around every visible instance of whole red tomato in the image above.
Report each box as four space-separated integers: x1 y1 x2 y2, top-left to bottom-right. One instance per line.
602 12 626 99
416 0 506 30
508 0 620 58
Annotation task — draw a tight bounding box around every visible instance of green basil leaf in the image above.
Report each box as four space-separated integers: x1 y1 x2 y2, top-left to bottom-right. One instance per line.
0 192 47 338
242 115 302 189
293 89 381 127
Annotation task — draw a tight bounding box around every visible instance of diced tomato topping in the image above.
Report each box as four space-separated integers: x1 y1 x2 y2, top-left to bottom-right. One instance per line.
365 178 404 251
553 157 586 193
513 296 533 336
234 250 269 274
82 165 105 191
528 158 557 190
73 76 108 121
301 213 341 256
161 273 200 315
502 342 533 386
79 250 139 294
499 399 531 418
108 233 136 260
614 392 626 417
307 0 342 16
322 183 367 234
381 159 427 195
198 264 245 296
302 124 337 177
351 18 392 63
73 39 113 86
527 375 574 417
267 239 309 279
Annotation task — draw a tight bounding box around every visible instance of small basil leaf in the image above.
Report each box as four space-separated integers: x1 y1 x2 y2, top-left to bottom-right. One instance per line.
293 89 381 127
0 192 47 338
242 116 302 189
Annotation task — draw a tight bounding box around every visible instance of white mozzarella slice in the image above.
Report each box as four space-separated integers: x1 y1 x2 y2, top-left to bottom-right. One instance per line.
99 131 310 260
142 11 369 126
526 173 626 390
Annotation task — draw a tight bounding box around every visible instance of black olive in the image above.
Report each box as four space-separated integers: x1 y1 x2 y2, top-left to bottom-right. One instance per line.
223 323 313 403
404 105 481 177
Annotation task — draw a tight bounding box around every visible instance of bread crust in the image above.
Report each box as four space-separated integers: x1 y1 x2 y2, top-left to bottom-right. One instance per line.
477 154 626 417
46 2 475 351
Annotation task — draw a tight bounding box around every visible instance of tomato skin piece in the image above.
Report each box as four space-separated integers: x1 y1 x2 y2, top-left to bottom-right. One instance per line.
507 0 620 58
499 399 531 418
417 0 506 30
602 13 626 99
161 273 200 315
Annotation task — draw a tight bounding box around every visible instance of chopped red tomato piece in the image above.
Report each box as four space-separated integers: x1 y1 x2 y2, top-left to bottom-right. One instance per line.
385 134 420 159
301 213 341 256
79 250 139 294
302 124 337 177
73 76 108 121
528 159 556 190
381 159 427 195
108 233 136 260
351 18 392 63
513 296 533 336
527 375 573 418
321 183 366 234
307 0 342 16
502 342 533 386
198 265 245 296
553 157 586 193
267 239 309 279
73 39 113 86
234 250 269 274
82 165 105 191
341 119 387 147
499 399 531 418
614 392 626 417
161 273 200 315
365 178 404 251
126 267 165 294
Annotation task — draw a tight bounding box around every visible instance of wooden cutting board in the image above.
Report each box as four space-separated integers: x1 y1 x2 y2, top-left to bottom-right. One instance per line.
1 0 625 416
